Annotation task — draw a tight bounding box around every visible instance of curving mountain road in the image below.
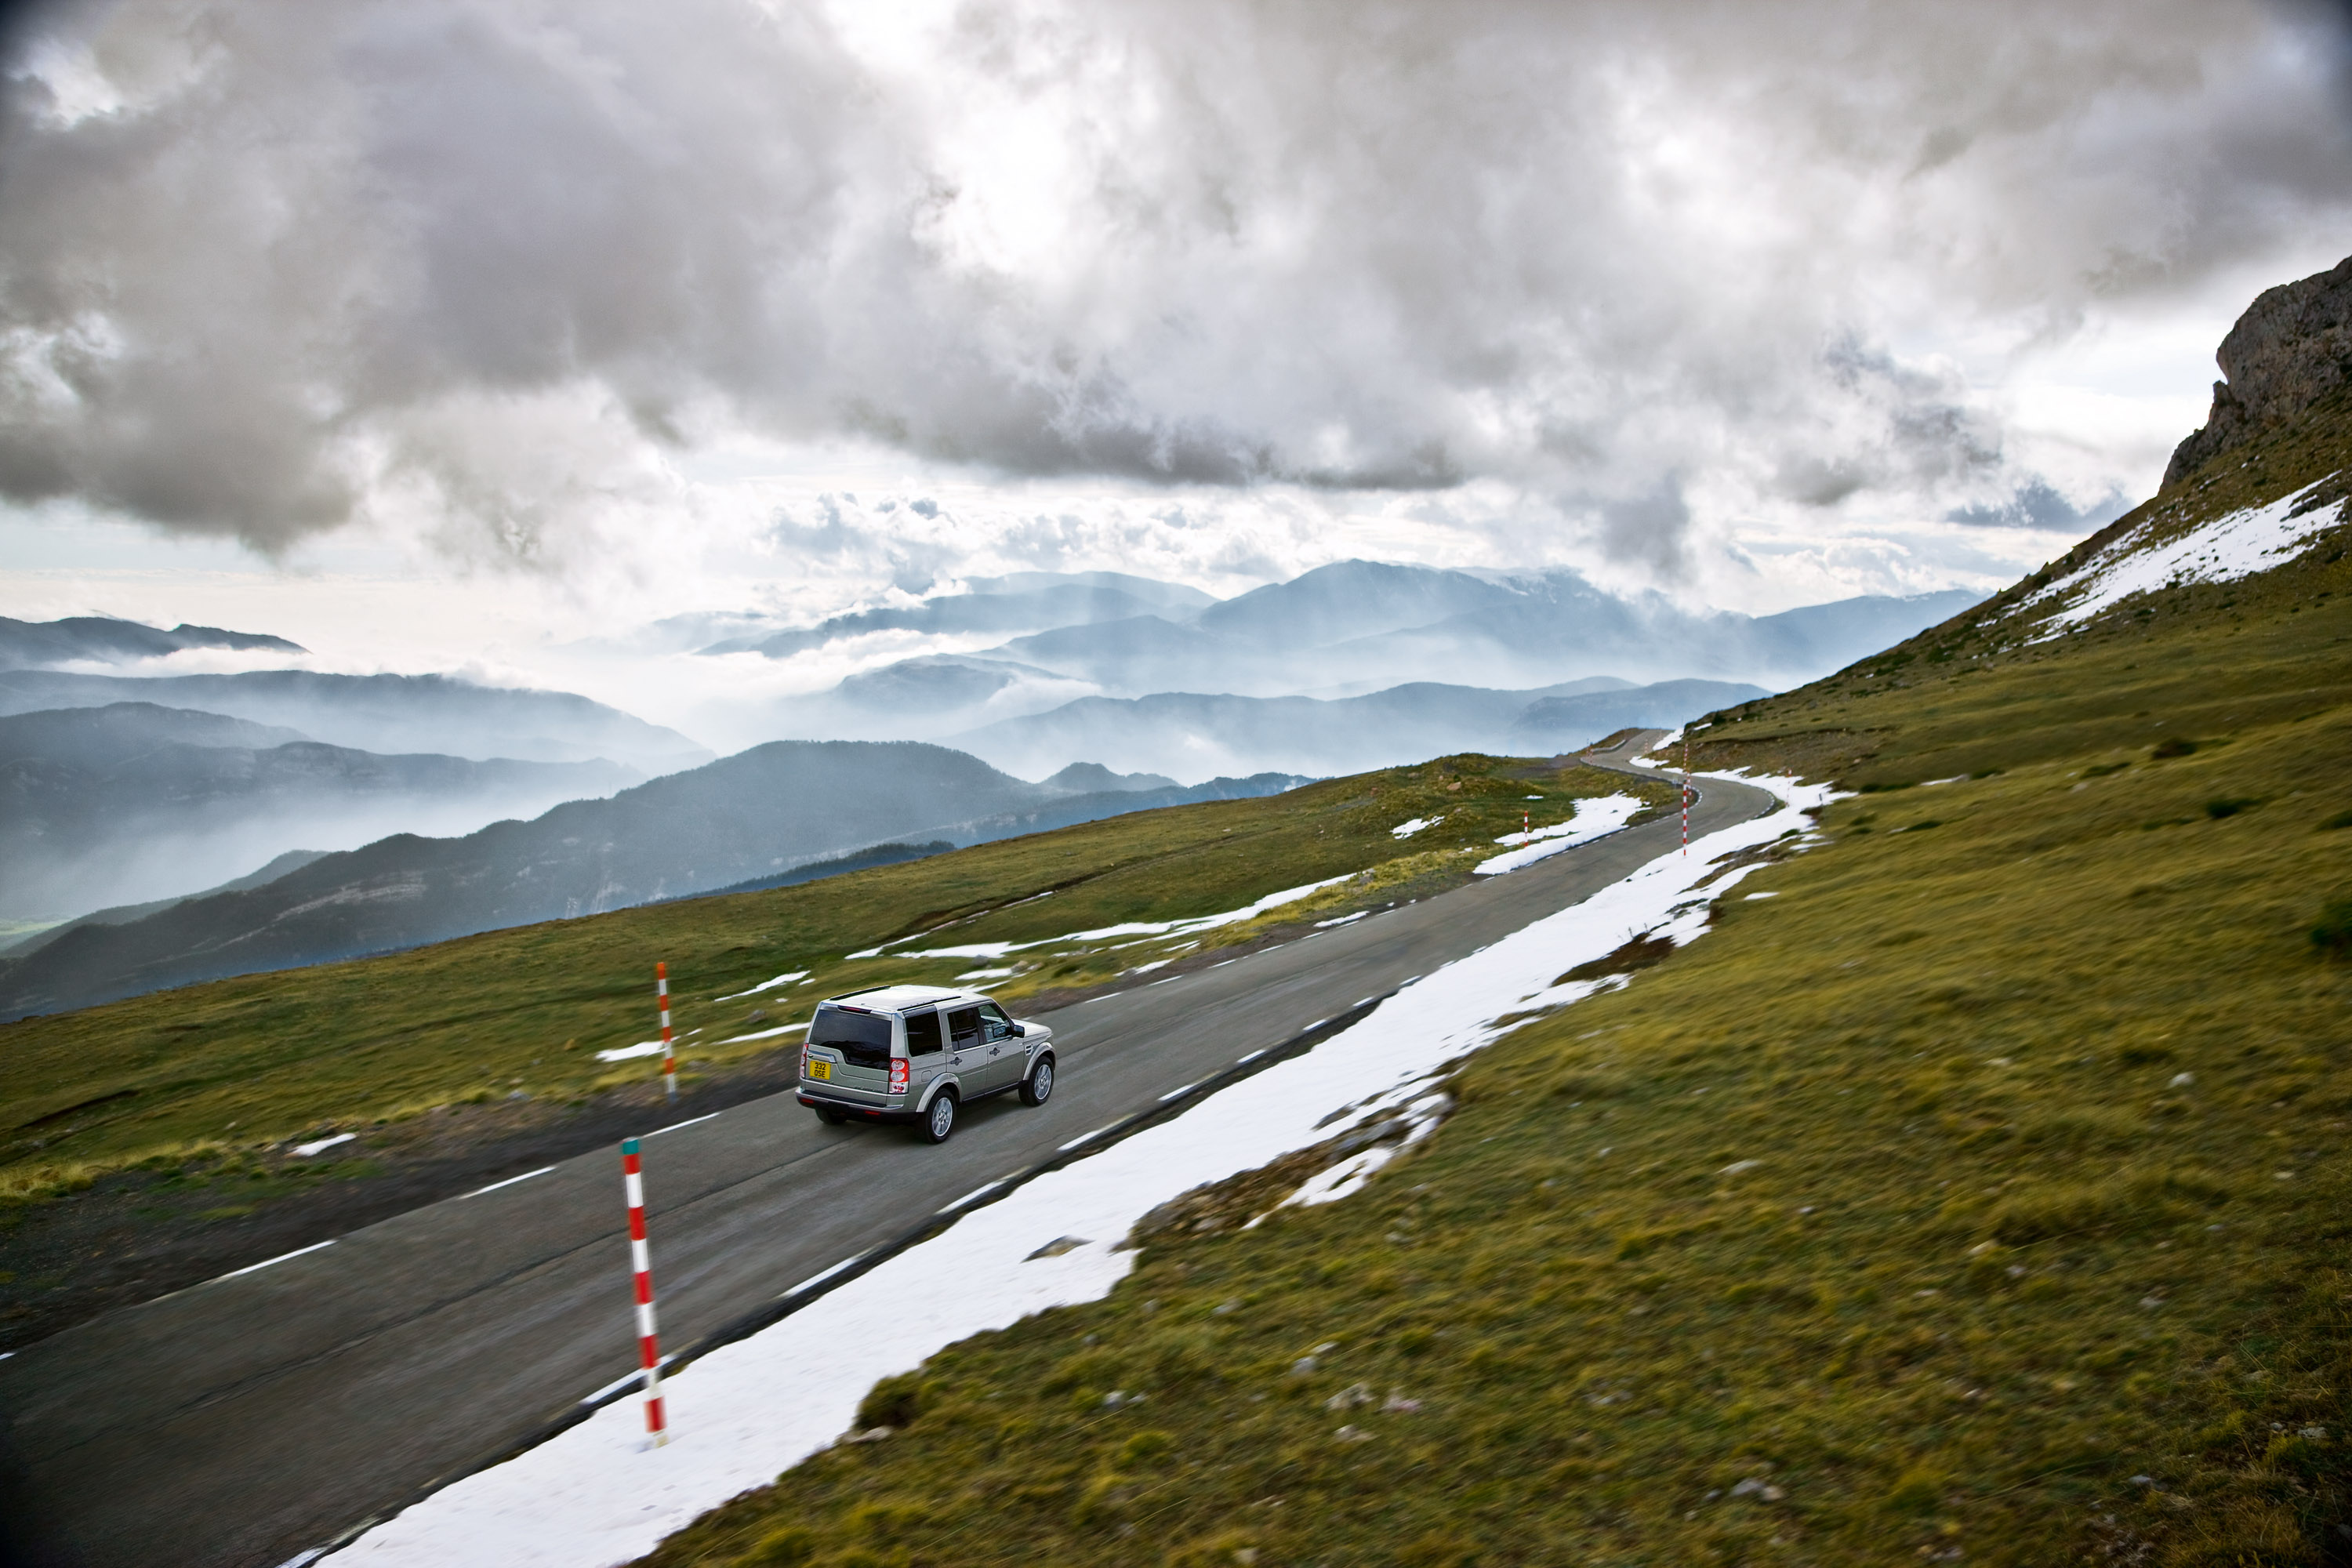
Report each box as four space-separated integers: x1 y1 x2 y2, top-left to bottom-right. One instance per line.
0 736 1777 1568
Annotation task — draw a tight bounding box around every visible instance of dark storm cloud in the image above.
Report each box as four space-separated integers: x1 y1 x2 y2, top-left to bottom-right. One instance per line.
0 0 2347 557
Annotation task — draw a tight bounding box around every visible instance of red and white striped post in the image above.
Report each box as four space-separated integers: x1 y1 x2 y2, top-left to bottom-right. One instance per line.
656 962 677 1103
620 1135 669 1446
1680 732 1691 855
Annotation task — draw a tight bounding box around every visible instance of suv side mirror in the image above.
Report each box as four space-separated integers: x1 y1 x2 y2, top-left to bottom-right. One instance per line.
1012 1022 1027 1036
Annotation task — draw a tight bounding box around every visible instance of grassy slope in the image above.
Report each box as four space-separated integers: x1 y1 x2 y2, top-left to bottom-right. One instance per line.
0 759 1654 1200
637 420 2352 1565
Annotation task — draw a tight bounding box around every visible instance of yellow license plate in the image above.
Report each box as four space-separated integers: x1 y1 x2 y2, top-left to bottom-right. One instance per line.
808 1060 832 1080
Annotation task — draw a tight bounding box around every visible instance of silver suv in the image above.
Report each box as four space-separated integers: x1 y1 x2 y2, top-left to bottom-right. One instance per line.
794 984 1056 1144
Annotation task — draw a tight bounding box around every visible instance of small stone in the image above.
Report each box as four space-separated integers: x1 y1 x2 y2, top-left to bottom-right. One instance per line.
1334 1425 1374 1442
1719 1159 1761 1176
1382 1394 1422 1414
2168 1071 2193 1087
845 1426 894 1443
1025 1236 1092 1261
1323 1382 1374 1411
2129 1475 2154 1486
1214 1298 1242 1315
1290 1357 1317 1376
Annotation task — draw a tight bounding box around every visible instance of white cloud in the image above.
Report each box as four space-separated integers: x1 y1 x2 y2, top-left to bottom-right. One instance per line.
0 0 2345 625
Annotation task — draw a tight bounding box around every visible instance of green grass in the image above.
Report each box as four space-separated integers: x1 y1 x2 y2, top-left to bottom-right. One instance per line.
0 757 1660 1203
630 417 2352 1563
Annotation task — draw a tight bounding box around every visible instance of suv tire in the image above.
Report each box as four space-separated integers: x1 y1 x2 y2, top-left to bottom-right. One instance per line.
919 1090 957 1145
1018 1054 1055 1107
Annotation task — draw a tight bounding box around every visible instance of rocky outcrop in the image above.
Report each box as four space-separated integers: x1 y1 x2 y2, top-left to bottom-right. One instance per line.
2163 254 2352 490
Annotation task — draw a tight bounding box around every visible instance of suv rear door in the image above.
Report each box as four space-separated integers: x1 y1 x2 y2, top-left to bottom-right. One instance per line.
904 1007 946 1102
807 1005 895 1102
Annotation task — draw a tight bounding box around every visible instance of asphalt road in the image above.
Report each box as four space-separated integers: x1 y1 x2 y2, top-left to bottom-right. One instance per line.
0 738 1777 1568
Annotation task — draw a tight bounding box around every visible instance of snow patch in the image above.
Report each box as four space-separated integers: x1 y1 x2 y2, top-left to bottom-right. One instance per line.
291 1134 354 1158
713 972 808 1004
1388 815 1443 839
594 1041 666 1063
854 873 1356 960
2024 479 2343 634
1473 794 1642 876
329 770 1831 1568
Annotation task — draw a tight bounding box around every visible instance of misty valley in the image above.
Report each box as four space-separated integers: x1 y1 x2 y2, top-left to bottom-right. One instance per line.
0 561 1968 1019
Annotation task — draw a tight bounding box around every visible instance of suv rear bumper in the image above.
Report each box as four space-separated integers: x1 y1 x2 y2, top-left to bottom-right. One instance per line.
798 1087 923 1124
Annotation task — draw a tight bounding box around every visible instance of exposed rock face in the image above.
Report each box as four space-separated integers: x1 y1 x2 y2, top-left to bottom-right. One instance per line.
2164 254 2352 490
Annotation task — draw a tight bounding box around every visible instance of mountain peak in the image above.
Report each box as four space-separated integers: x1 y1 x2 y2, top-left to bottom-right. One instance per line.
2164 252 2352 489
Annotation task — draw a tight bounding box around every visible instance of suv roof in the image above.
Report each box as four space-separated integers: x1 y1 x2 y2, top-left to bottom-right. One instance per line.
821 983 973 1013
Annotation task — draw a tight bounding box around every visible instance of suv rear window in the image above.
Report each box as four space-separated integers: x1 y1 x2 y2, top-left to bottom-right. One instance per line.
810 1007 894 1066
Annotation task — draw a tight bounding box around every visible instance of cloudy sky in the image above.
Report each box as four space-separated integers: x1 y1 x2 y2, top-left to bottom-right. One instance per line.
2 0 2350 680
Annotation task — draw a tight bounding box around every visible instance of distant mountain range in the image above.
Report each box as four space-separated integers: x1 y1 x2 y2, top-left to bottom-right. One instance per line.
703 570 1216 659
713 563 1980 771
0 666 710 772
0 741 1304 1019
0 849 332 960
0 615 305 670
0 571 1977 991
949 676 1769 780
0 702 642 921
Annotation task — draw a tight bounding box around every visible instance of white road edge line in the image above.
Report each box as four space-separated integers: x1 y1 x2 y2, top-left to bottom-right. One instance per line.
465 1167 556 1199
1057 1126 1116 1151
1157 1082 1200 1102
582 1354 677 1406
781 1253 869 1299
213 1239 334 1283
939 1180 1007 1214
644 1112 720 1138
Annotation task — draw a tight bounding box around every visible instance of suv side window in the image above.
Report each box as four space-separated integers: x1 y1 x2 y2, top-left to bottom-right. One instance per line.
979 1001 1017 1042
905 1010 943 1056
946 1007 982 1053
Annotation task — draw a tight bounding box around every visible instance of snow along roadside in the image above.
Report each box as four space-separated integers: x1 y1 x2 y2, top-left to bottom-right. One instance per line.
326 770 1831 1568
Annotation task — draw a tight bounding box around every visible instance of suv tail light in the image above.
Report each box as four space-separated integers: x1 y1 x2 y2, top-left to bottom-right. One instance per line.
888 1058 909 1096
